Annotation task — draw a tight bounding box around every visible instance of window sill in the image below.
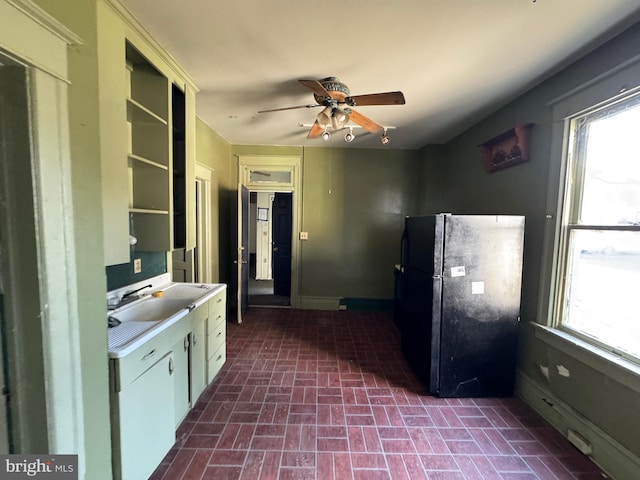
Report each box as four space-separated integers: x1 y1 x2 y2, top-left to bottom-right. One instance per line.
530 322 640 395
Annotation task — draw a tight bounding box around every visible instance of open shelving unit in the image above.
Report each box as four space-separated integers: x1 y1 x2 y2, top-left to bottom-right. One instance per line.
126 42 172 251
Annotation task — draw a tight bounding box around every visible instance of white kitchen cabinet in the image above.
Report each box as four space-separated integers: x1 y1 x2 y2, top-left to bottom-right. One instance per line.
112 352 175 480
207 289 227 382
190 313 208 404
109 282 227 478
173 303 208 426
172 335 190 428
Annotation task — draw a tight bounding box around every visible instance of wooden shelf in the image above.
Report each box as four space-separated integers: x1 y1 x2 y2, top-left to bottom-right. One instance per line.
128 153 169 171
127 97 167 125
129 208 169 215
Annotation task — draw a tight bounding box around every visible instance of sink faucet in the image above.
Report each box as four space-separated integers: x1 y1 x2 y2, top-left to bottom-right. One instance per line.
122 284 152 300
109 284 152 310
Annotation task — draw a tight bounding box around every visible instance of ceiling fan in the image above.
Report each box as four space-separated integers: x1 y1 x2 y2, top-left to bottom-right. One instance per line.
258 77 405 140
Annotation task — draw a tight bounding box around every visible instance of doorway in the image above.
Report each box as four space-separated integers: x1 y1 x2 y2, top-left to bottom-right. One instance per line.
194 164 214 283
236 156 302 322
248 192 292 306
0 19 84 456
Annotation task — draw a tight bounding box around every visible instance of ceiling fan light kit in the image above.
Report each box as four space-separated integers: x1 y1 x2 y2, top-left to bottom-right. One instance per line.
344 128 355 143
259 76 405 144
381 129 391 145
299 123 396 144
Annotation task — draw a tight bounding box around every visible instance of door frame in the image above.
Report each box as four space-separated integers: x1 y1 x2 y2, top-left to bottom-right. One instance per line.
0 0 84 459
237 155 302 308
195 163 213 283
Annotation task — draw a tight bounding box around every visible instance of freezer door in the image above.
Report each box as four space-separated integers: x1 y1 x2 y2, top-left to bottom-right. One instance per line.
437 215 524 397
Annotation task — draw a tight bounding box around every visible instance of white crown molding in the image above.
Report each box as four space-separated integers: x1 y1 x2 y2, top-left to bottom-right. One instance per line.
104 0 198 91
6 0 83 45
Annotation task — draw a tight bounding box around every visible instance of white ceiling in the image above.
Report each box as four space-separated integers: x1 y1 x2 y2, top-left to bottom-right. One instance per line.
121 0 640 150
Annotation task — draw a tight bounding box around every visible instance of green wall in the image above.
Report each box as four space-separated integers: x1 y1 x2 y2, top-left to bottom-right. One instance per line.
31 0 113 477
224 145 422 303
195 118 232 284
428 20 640 476
301 147 420 298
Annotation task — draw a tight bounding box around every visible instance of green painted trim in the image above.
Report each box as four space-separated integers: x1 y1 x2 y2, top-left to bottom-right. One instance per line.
531 322 640 395
297 296 341 311
516 371 640 480
339 298 394 311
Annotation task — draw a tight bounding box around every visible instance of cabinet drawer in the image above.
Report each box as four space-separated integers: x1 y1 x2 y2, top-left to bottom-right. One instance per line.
207 304 225 332
207 344 226 383
207 291 226 333
207 321 225 356
112 329 176 392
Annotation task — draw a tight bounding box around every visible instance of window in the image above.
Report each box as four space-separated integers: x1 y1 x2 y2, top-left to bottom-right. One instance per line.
556 91 640 362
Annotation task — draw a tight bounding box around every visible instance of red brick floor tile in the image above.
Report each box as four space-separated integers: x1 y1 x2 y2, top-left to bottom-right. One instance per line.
203 465 242 480
420 454 460 471
157 449 194 479
209 449 247 466
353 469 391 480
300 425 317 451
453 455 485 480
351 452 387 469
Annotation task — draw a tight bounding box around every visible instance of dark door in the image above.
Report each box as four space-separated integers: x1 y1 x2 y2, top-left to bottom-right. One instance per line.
272 193 292 297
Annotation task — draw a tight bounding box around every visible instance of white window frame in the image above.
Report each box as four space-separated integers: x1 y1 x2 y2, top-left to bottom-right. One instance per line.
554 92 640 363
541 58 640 368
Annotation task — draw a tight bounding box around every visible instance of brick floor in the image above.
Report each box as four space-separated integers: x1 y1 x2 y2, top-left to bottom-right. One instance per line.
150 308 606 480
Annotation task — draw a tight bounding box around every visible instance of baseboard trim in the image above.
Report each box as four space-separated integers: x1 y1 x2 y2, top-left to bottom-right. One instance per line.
516 371 640 480
297 296 341 311
339 298 394 311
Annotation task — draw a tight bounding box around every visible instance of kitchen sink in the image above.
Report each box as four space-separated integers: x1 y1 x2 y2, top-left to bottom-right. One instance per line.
110 297 189 323
107 279 225 358
160 283 214 301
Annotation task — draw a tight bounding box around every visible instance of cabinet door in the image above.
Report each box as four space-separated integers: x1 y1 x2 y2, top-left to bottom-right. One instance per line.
185 86 197 251
190 316 207 405
172 335 190 427
116 352 175 480
97 1 129 265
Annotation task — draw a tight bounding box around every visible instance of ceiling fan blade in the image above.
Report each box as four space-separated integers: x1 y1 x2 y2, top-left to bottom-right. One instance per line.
347 91 405 107
307 121 324 139
299 79 332 98
258 104 321 113
348 109 383 134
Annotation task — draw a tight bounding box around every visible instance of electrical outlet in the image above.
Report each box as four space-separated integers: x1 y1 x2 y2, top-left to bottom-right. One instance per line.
133 258 142 273
299 231 308 240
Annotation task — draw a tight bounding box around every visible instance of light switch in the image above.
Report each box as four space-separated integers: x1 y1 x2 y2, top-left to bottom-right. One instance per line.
299 231 308 240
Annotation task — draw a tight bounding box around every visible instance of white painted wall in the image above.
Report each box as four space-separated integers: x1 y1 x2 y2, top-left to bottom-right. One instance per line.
255 192 273 280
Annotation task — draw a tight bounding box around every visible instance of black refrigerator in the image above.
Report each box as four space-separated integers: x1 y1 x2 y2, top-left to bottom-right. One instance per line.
397 214 525 397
